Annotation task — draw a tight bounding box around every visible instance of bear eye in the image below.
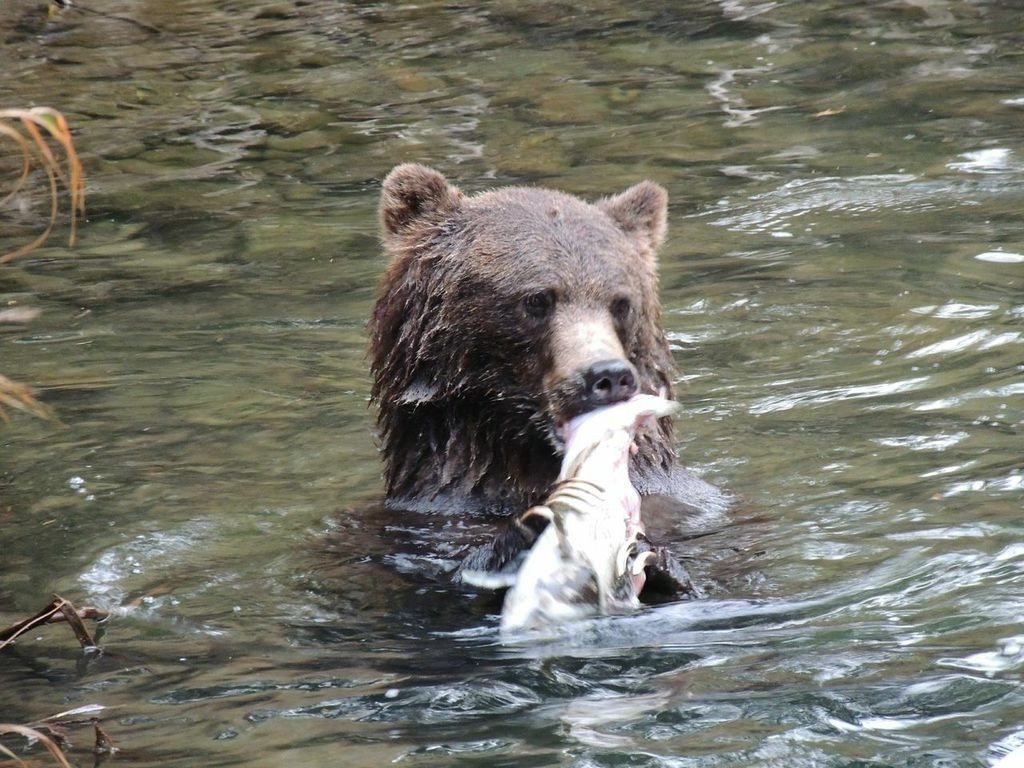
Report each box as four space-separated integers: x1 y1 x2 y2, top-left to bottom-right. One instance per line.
611 297 632 321
523 289 556 320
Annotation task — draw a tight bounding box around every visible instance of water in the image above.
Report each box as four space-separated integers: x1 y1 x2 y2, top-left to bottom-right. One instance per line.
1 1 1022 765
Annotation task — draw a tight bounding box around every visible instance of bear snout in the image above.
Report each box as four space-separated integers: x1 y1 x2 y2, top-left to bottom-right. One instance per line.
541 308 640 424
545 356 641 430
582 359 638 407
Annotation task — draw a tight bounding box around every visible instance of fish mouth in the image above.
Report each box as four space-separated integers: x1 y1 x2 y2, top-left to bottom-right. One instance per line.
553 388 676 452
544 369 635 444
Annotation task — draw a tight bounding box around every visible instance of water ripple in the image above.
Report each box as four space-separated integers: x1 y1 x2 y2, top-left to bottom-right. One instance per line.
709 174 958 234
910 302 1002 320
906 329 1021 359
749 376 929 414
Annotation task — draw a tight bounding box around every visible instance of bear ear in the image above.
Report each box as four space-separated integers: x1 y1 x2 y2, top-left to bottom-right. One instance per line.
380 164 463 238
597 181 668 253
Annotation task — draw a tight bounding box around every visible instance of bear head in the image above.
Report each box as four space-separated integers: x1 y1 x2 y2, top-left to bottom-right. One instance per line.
369 164 679 515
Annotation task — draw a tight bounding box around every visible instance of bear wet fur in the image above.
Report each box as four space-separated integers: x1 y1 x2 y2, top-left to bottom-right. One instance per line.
369 164 730 580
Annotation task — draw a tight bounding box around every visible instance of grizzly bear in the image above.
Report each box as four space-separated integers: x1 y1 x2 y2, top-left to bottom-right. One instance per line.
369 164 730 582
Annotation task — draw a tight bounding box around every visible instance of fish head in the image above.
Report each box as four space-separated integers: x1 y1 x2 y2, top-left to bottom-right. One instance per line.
559 393 680 482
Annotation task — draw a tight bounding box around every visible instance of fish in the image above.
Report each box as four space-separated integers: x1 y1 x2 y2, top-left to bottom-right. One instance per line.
475 393 680 633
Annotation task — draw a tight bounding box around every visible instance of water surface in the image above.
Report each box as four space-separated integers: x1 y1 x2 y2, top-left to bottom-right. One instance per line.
1 2 1022 766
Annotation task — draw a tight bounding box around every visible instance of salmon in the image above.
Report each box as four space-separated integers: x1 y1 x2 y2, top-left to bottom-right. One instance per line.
494 394 679 633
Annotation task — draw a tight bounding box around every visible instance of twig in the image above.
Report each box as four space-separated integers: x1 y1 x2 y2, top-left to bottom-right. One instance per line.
0 596 108 650
92 720 116 755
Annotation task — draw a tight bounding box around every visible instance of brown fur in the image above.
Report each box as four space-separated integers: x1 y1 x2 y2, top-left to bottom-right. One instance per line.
369 164 729 519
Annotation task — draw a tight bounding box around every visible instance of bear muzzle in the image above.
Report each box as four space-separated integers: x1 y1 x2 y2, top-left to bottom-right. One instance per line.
543 310 639 424
544 357 641 438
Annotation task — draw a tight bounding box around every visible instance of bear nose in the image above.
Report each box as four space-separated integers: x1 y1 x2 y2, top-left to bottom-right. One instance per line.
582 359 638 406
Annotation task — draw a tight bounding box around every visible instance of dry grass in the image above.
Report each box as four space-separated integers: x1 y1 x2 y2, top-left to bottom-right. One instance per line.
0 107 86 264
0 723 74 768
0 373 55 422
1 107 86 422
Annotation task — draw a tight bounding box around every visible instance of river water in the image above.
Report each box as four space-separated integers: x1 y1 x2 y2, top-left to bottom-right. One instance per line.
1 1 1022 766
